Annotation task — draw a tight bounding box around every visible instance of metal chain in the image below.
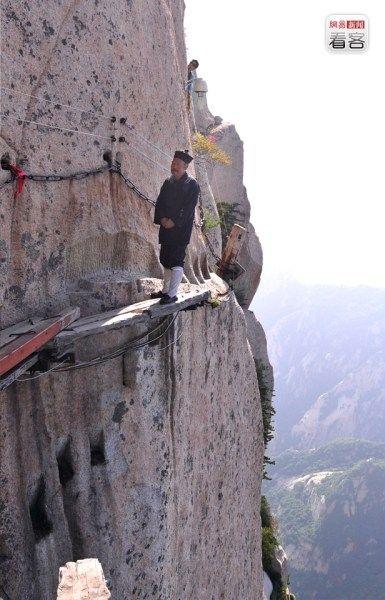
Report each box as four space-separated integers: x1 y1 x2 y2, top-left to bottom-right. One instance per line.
115 169 155 205
47 315 178 375
0 162 156 205
27 164 112 183
1 163 218 262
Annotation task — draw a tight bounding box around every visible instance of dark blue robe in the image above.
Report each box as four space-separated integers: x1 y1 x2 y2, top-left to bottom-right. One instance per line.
154 172 200 246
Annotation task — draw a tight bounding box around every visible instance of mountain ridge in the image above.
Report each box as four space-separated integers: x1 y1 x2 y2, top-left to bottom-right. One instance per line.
252 280 385 451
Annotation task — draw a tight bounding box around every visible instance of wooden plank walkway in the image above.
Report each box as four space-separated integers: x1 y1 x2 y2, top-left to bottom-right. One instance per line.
0 289 210 388
0 308 80 379
49 290 210 355
146 290 209 318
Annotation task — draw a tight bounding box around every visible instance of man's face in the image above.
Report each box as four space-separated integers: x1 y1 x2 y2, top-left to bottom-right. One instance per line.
171 157 187 180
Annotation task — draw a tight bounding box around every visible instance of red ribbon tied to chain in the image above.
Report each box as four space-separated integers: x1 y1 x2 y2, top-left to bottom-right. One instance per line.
9 163 26 198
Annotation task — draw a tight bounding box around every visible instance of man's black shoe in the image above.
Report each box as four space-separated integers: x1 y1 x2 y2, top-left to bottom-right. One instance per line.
159 294 178 305
150 291 166 299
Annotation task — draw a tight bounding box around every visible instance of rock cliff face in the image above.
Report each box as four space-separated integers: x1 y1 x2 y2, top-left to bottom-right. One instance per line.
0 0 210 327
192 88 263 309
0 2 270 599
1 297 264 599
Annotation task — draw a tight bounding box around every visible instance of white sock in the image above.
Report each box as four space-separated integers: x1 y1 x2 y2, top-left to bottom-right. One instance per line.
168 266 184 298
162 268 172 294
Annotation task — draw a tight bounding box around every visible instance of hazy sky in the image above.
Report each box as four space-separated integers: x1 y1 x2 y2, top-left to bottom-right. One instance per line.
185 1 385 288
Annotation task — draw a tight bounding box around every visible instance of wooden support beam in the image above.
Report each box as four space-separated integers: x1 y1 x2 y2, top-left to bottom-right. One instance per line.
57 558 110 599
217 223 247 275
0 308 79 377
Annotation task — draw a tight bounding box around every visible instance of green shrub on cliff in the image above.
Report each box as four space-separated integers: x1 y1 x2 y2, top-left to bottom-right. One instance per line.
202 209 220 230
216 201 245 245
262 525 279 571
261 494 275 529
254 359 276 479
261 496 290 600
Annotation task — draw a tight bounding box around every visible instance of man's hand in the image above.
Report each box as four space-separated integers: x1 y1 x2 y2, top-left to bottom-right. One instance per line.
161 217 175 229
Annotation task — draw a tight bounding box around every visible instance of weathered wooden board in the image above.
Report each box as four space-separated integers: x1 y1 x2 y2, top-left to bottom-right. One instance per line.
63 298 159 329
146 290 210 318
50 306 151 355
0 308 80 377
0 355 39 391
50 291 210 355
0 315 42 348
217 223 247 275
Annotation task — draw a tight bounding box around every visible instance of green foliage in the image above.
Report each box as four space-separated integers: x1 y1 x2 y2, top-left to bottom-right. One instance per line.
261 496 292 600
207 298 221 309
216 201 245 245
262 526 279 571
260 387 276 446
254 359 276 479
273 581 289 600
202 209 220 230
274 438 385 478
261 495 275 529
262 458 275 481
273 488 317 546
266 440 385 600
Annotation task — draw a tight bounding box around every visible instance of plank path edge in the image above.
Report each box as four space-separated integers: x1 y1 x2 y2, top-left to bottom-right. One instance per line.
51 290 211 353
0 355 39 391
146 290 210 318
0 308 80 377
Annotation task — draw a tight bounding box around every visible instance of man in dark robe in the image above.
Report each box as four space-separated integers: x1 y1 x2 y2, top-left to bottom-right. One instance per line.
152 150 200 304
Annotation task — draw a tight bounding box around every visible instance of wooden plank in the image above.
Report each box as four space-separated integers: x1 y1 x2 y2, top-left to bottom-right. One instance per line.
51 308 150 353
64 298 159 329
0 315 42 349
0 308 80 377
51 292 210 355
218 223 247 273
146 290 210 318
0 355 39 391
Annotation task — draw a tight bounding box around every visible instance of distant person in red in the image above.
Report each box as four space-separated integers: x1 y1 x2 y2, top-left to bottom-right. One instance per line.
152 150 200 304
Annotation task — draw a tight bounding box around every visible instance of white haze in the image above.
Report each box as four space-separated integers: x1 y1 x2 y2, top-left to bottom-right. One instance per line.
185 0 385 288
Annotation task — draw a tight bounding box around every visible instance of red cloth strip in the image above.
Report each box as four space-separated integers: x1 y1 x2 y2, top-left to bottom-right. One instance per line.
8 164 26 198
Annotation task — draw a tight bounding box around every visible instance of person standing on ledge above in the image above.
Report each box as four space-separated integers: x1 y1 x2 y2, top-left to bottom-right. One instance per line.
152 150 200 305
186 59 199 110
